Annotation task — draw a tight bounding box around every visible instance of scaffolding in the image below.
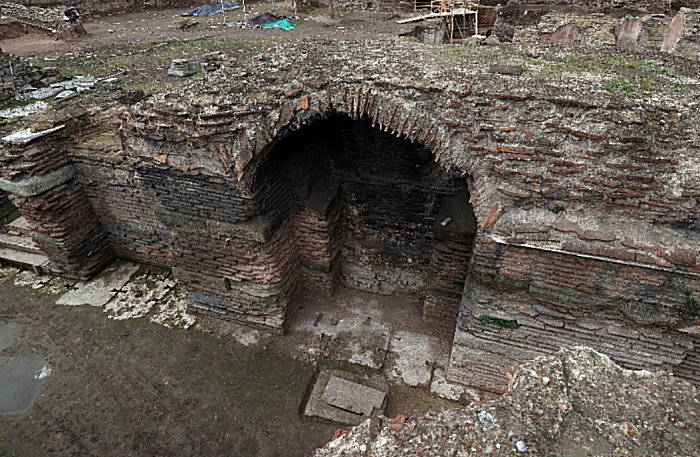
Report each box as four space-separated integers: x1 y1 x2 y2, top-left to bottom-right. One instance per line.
403 0 479 44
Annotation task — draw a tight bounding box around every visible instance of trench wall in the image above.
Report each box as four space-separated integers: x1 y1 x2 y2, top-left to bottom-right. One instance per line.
0 49 59 100
7 0 189 14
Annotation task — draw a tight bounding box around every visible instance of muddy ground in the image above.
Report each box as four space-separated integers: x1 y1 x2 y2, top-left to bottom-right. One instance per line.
0 263 464 456
0 271 338 456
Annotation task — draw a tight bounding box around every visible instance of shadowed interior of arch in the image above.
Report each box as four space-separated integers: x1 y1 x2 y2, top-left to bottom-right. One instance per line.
254 114 477 337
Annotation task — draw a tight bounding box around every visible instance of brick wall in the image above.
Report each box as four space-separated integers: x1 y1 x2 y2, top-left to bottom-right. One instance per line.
4 40 697 391
114 47 698 388
0 49 57 100
0 126 114 278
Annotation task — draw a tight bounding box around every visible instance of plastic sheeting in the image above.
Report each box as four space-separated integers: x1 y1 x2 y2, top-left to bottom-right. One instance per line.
261 19 296 30
248 13 296 30
183 3 240 17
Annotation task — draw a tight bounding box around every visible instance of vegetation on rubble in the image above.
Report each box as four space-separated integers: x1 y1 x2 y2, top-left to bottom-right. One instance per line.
680 292 700 322
550 204 566 214
417 41 691 98
0 97 34 111
0 200 16 219
535 53 690 96
46 37 271 95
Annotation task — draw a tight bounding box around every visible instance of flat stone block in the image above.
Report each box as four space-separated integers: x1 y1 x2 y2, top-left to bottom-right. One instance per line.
0 247 49 269
56 260 139 307
304 369 388 425
321 376 386 416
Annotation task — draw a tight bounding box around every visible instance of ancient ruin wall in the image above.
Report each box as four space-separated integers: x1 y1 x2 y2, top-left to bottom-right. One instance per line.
3 40 698 392
117 41 699 391
0 49 58 100
316 347 700 457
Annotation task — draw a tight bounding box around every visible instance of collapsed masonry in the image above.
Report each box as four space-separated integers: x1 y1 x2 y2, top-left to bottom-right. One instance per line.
315 347 700 457
8 0 204 15
0 48 59 100
499 5 700 55
1 39 699 393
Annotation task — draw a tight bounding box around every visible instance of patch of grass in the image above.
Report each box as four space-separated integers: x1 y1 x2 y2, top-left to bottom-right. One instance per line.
50 36 269 96
680 292 700 322
550 204 566 214
0 98 34 111
534 53 689 97
0 200 16 219
479 315 521 329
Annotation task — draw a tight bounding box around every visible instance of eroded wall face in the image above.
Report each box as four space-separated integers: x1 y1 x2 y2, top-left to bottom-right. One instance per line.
449 239 700 391
0 128 114 278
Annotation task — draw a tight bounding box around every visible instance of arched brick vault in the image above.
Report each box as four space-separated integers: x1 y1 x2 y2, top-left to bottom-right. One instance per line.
5 40 699 393
119 79 700 392
122 84 484 329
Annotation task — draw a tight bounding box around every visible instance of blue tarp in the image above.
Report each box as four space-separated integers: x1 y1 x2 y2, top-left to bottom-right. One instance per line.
261 19 296 30
183 3 240 17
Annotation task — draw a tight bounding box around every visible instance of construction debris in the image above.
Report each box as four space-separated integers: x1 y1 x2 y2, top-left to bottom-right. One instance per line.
183 2 240 17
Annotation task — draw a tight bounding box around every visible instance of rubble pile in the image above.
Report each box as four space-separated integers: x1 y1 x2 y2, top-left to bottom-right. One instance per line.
316 347 700 457
491 0 700 56
0 49 59 100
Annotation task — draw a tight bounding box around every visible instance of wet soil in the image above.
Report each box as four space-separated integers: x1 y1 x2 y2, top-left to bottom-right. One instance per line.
0 267 465 456
0 276 337 457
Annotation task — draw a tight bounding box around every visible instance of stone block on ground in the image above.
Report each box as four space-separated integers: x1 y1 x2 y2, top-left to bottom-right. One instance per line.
304 369 388 425
321 376 386 416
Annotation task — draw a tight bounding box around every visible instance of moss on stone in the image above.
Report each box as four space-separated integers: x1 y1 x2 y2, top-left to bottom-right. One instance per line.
478 315 521 329
0 200 16 219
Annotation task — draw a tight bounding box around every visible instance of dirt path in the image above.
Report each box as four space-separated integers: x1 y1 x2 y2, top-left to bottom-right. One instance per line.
1 2 410 57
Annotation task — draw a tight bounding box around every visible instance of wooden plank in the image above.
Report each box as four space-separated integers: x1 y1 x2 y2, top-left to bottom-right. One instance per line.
397 9 475 24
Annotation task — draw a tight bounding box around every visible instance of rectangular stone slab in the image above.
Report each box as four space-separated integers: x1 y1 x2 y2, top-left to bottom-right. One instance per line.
321 376 386 416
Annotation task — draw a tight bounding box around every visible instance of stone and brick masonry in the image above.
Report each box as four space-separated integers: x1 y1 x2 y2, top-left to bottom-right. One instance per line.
8 0 203 15
0 48 59 100
1 39 699 393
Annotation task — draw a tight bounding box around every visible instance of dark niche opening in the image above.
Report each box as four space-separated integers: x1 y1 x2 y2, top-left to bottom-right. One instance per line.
254 115 477 331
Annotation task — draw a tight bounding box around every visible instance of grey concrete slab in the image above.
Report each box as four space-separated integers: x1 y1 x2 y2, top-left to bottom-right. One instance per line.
387 331 442 387
322 376 386 416
0 247 49 269
304 369 388 425
0 233 41 255
56 261 139 307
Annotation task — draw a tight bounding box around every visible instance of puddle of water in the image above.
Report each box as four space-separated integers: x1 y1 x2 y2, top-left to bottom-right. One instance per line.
0 321 23 352
0 356 51 416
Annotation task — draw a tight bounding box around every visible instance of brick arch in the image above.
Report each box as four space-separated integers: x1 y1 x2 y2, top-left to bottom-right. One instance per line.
237 90 480 330
234 85 468 193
